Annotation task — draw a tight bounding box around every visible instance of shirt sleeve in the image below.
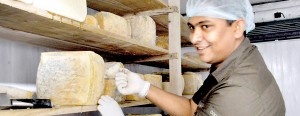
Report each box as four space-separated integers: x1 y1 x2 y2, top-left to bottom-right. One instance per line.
195 83 261 116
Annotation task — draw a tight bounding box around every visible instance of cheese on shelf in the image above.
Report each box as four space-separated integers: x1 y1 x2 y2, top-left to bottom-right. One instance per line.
162 82 172 93
84 15 99 28
156 35 168 50
104 78 125 102
144 74 162 89
17 0 35 4
95 12 130 38
182 72 203 95
105 62 124 79
33 0 87 22
124 15 156 46
126 73 145 101
36 51 105 105
103 62 126 102
0 85 33 99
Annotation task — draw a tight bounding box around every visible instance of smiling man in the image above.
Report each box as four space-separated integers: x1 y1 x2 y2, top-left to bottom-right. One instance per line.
98 0 286 116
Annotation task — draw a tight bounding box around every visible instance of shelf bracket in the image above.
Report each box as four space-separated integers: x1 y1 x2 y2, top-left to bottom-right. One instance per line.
134 53 178 63
135 6 179 16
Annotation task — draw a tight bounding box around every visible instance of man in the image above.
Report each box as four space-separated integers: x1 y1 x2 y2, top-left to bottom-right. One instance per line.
98 0 286 115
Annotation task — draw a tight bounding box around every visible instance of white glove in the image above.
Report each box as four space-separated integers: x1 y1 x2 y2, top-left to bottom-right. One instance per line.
115 68 151 97
98 95 124 116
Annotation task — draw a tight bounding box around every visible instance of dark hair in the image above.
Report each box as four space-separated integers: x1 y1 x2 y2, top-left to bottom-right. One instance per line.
226 20 246 37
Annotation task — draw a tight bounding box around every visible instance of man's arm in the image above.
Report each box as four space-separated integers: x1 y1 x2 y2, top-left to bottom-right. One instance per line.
146 85 198 116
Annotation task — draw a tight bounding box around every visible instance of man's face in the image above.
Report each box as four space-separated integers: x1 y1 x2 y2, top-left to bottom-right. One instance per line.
188 16 240 67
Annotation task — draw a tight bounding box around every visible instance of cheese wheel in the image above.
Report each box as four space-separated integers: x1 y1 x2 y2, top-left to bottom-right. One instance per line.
36 51 105 105
124 15 156 46
126 74 145 101
182 72 203 95
84 15 99 28
156 35 168 50
95 12 130 38
144 74 162 89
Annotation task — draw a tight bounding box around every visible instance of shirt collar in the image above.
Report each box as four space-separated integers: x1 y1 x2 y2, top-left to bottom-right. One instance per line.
211 37 252 82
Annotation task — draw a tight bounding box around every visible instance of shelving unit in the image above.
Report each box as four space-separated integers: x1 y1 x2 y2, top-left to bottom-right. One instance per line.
0 0 207 115
0 100 151 115
0 0 168 56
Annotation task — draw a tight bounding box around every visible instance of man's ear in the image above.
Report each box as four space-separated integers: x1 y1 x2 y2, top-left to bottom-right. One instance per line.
232 19 246 39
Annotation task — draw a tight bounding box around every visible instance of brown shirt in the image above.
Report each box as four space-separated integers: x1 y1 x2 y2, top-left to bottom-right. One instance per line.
192 38 285 116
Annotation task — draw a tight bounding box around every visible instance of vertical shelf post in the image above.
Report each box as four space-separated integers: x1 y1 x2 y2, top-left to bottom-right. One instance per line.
168 0 183 95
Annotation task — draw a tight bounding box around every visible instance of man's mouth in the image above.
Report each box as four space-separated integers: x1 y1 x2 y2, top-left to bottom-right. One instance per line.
196 45 210 51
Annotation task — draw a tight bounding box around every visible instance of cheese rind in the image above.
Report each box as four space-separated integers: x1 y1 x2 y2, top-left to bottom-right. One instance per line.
36 51 105 105
103 62 126 102
156 35 168 50
104 79 125 102
95 12 130 38
182 72 203 95
84 15 99 28
144 74 162 89
124 15 156 46
162 82 172 93
105 62 124 79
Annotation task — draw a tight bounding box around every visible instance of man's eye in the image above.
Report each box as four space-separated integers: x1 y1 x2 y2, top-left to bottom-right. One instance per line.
189 25 195 31
202 25 210 29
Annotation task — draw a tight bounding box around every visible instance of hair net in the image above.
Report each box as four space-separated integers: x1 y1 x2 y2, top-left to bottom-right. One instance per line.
186 0 255 33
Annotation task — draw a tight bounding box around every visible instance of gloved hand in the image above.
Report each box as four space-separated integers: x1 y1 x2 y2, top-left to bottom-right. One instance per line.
98 95 124 116
115 68 151 97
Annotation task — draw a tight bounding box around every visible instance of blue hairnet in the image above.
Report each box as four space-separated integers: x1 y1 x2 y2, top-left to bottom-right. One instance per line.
186 0 255 33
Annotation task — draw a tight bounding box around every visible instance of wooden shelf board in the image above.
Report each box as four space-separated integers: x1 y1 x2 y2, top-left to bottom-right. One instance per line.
87 0 168 15
0 100 151 116
138 55 210 70
0 0 168 56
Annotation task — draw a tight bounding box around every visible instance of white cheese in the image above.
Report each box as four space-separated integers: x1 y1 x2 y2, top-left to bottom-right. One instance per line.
36 51 105 105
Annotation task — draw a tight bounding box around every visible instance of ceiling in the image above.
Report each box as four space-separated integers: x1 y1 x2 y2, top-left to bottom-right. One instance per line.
162 0 289 15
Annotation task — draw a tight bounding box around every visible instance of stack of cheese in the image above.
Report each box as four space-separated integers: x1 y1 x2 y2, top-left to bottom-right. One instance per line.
182 72 203 95
125 73 146 101
125 15 156 46
95 12 131 38
156 35 169 50
104 62 126 102
36 51 105 105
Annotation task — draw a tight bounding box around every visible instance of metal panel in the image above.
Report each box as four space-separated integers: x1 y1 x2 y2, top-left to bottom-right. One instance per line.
254 39 300 116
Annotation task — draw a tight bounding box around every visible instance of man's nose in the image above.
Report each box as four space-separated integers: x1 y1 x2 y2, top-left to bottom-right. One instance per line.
189 29 203 45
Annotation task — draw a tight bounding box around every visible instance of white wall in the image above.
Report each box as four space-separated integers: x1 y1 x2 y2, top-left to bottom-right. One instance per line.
254 39 300 116
0 38 58 84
